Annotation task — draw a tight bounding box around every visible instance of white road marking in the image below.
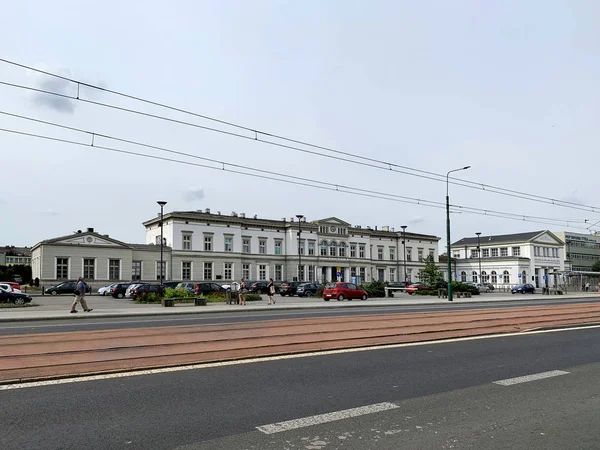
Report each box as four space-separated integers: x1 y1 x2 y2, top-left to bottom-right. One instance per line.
0 323 597 391
256 402 399 434
494 370 570 386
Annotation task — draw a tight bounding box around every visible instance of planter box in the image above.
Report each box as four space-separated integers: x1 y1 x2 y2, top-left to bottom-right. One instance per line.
162 299 174 307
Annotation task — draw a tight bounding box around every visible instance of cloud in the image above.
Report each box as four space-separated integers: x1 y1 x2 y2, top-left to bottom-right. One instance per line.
182 186 205 202
408 216 424 225
33 76 76 113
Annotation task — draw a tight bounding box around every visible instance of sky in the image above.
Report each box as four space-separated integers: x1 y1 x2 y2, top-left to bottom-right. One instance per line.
2 0 600 249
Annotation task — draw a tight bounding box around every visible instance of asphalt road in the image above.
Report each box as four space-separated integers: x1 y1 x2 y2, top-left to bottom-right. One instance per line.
1 325 599 449
1 296 599 335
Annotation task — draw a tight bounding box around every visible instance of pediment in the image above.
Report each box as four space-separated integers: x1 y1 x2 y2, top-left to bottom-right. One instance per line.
54 234 128 248
314 217 351 226
532 231 563 246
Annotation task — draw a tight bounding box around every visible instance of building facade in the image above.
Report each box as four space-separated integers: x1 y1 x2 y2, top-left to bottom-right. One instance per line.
554 231 600 272
451 231 565 288
142 210 441 284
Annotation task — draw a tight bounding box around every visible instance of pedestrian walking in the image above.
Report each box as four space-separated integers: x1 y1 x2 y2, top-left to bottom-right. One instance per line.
239 278 248 306
71 277 92 313
585 282 590 292
267 278 276 305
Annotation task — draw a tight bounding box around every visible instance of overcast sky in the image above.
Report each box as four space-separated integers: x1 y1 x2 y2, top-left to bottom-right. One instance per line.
2 0 599 249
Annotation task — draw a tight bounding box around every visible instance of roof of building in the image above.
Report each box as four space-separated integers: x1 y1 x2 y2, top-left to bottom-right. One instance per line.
452 231 550 247
32 231 171 251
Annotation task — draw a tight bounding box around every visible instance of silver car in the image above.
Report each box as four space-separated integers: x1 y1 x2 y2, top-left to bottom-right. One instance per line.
97 284 115 296
467 283 491 293
175 282 196 294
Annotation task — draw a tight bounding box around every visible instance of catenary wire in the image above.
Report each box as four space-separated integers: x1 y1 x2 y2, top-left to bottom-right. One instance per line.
0 57 598 213
0 118 590 230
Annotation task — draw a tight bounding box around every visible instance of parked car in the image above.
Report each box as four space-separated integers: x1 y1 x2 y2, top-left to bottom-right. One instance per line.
387 281 409 288
98 284 116 296
0 286 32 305
130 284 165 300
279 281 301 296
125 283 145 298
0 281 21 292
323 282 368 301
175 282 197 294
250 281 279 294
195 283 226 296
296 283 319 297
483 283 495 291
406 283 431 295
466 283 491 293
161 281 180 289
45 281 91 295
511 283 536 294
108 283 135 299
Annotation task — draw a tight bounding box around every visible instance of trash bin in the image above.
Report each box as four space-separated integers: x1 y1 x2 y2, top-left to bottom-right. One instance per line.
225 290 232 304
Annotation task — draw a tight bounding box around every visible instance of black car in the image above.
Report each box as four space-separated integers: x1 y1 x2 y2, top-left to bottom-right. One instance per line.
387 282 409 288
45 281 91 295
0 287 32 305
279 281 301 296
195 283 226 296
130 284 165 299
296 283 319 297
161 281 180 289
511 283 536 294
250 281 279 295
110 283 135 299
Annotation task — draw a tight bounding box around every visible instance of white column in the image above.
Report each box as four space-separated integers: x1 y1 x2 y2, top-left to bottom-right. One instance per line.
326 267 332 282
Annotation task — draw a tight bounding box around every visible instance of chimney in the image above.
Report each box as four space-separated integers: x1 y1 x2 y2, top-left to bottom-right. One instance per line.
87 227 94 233
290 217 295 222
205 208 210 214
382 226 390 232
103 234 109 238
231 211 237 217
217 211 221 215
240 213 246 218
254 214 258 219
375 226 378 231
391 227 395 232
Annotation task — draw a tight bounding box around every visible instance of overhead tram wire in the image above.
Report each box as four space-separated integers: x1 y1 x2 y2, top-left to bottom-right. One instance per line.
0 111 591 230
1 57 598 213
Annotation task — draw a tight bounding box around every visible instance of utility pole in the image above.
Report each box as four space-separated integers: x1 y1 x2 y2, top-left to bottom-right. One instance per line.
157 201 167 284
296 214 304 281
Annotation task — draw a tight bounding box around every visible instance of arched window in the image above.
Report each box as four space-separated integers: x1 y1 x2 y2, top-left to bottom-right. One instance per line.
503 270 510 284
491 271 497 283
339 242 347 257
320 241 328 256
481 271 488 283
521 270 527 283
461 271 467 282
329 241 337 257
472 271 478 283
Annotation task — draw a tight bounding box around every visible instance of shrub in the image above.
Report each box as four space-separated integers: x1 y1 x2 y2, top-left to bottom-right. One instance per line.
164 287 193 299
246 293 262 302
414 289 437 296
136 292 162 303
315 284 326 298
360 281 386 298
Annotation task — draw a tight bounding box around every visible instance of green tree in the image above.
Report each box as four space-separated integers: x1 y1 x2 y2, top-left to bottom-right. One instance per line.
592 261 600 273
418 255 443 286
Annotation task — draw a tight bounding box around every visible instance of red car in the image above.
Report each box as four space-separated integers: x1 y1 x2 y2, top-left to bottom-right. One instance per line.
323 282 368 301
406 283 431 295
0 281 20 292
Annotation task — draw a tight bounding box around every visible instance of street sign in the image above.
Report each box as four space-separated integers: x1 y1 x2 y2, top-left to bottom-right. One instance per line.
499 274 503 278
543 275 547 280
518 273 522 278
337 271 342 278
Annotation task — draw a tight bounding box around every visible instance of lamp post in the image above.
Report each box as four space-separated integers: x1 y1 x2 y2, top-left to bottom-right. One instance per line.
446 166 471 301
157 201 167 284
476 232 482 285
296 214 304 282
401 225 407 284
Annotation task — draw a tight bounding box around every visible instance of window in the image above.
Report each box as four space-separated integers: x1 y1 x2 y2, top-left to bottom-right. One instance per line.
429 249 434 259
259 264 266 280
308 241 315 256
320 241 328 256
275 265 282 281
481 271 488 283
389 268 395 282
242 264 250 280
182 262 192 280
204 262 213 280
339 242 346 257
155 235 161 245
472 271 478 283
491 248 499 257
350 244 356 258
521 270 527 282
224 237 233 252
461 271 467 282
275 240 282 255
308 265 314 282
390 247 395 261
359 245 365 258
56 257 68 279
182 234 192 250
406 248 412 261
377 247 384 260
109 259 120 281
470 249 478 258
491 271 497 283
418 248 424 261
329 242 337 257
224 263 232 280
83 258 95 280
453 252 460 259
204 235 213 251
132 261 141 281
298 239 305 255
156 261 166 280
407 268 413 282
299 265 305 280
243 238 251 254
512 247 520 256
503 270 510 284
351 267 357 278
259 239 267 254
500 248 508 257
482 249 489 258
359 267 366 281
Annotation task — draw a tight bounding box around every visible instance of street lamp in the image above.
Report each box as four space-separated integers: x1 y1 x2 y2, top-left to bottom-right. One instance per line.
401 225 407 284
476 232 482 285
446 166 470 301
157 201 167 284
296 214 304 282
